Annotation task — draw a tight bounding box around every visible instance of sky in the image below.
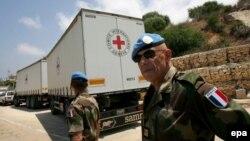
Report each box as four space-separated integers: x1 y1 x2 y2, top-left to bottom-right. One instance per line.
0 0 239 79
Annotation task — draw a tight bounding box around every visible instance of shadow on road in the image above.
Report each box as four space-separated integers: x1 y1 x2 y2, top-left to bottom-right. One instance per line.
36 112 69 141
35 110 141 141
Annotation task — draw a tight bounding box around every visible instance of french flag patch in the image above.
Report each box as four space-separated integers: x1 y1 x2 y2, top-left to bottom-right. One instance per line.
205 87 228 108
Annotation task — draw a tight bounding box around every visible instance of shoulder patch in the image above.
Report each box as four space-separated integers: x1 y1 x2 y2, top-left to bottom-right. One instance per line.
205 87 228 108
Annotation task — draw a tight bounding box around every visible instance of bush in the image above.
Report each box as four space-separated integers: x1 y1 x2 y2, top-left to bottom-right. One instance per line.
205 15 223 33
231 20 250 38
188 1 228 21
161 27 204 57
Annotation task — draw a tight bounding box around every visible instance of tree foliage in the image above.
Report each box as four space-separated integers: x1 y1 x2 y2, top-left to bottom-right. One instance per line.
143 11 170 33
188 1 230 20
161 27 204 57
205 15 223 33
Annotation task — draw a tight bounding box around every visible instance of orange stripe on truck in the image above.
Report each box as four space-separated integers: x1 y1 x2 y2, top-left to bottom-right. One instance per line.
138 75 146 82
89 78 105 86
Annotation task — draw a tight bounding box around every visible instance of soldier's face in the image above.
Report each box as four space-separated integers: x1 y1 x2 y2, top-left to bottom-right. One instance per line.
137 44 171 83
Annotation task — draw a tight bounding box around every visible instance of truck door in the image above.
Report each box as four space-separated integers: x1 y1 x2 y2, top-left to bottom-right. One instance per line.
82 11 149 94
117 17 149 90
82 11 124 94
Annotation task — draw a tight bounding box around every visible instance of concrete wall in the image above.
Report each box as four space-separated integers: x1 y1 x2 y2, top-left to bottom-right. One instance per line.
171 44 250 98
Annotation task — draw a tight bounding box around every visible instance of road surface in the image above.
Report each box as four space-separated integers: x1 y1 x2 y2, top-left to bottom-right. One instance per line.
1 99 249 141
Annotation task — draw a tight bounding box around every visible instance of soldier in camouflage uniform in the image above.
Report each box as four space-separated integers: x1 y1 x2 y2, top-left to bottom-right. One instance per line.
131 33 250 141
67 71 100 141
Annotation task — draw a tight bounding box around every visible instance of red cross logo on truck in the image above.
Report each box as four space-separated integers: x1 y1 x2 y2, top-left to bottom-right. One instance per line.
106 29 130 57
112 35 125 50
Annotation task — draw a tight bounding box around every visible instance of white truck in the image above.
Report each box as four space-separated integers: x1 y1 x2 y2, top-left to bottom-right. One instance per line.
47 9 148 131
14 59 49 108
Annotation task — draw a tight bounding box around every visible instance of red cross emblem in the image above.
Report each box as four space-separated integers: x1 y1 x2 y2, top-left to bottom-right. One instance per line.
112 35 125 50
106 29 130 57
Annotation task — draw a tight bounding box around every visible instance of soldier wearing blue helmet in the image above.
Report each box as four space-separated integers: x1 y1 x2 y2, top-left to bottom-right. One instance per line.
132 33 250 141
67 71 100 141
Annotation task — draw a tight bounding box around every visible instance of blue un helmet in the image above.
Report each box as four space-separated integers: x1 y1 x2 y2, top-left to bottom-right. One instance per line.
71 71 88 81
131 33 165 62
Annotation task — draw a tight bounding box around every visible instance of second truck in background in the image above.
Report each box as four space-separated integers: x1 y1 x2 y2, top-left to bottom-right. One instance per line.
15 59 48 108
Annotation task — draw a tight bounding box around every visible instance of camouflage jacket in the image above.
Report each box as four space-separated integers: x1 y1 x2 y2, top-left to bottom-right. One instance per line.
67 93 100 141
142 66 250 141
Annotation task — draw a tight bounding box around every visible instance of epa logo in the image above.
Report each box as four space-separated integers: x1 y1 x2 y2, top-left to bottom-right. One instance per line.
231 131 247 138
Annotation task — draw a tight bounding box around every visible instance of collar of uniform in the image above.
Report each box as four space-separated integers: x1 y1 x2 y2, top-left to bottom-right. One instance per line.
158 66 177 94
143 66 177 114
80 92 89 97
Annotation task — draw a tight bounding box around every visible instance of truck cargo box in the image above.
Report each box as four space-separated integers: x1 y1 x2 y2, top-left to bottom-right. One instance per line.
16 59 48 95
15 59 48 108
47 9 149 96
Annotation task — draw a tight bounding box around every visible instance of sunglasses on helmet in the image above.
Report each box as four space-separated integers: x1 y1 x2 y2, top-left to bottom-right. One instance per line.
133 49 165 63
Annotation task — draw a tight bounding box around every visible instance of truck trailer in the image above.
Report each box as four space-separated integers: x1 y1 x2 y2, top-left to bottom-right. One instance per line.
14 59 48 108
47 9 148 131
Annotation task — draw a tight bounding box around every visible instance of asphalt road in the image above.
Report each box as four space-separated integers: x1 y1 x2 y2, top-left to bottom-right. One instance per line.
0 99 250 141
0 104 142 141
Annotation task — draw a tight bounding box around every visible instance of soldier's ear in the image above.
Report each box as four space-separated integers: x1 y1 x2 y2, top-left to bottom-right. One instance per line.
164 49 172 62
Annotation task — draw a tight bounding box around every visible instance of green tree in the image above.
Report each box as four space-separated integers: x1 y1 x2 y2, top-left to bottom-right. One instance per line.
0 78 4 86
188 7 203 20
143 11 170 33
202 1 223 13
188 1 226 20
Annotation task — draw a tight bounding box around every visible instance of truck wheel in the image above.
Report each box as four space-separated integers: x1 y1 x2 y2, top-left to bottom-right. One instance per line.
14 97 20 107
26 96 31 108
50 98 59 115
30 96 38 109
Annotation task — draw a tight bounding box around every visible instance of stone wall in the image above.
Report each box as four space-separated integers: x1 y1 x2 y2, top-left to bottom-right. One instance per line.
171 44 250 98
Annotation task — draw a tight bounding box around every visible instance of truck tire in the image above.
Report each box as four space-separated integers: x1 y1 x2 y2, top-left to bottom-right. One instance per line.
50 98 60 115
14 96 20 107
30 96 38 109
26 96 31 108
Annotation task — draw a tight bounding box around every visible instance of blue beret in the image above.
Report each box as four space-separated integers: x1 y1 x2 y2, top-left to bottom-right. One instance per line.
132 33 165 61
71 71 88 81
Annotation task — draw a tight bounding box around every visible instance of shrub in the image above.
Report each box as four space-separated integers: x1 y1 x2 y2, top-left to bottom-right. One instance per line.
205 15 223 33
231 20 250 38
161 27 204 57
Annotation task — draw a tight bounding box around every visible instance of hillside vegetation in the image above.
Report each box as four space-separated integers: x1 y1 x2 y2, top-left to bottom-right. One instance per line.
143 0 250 57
